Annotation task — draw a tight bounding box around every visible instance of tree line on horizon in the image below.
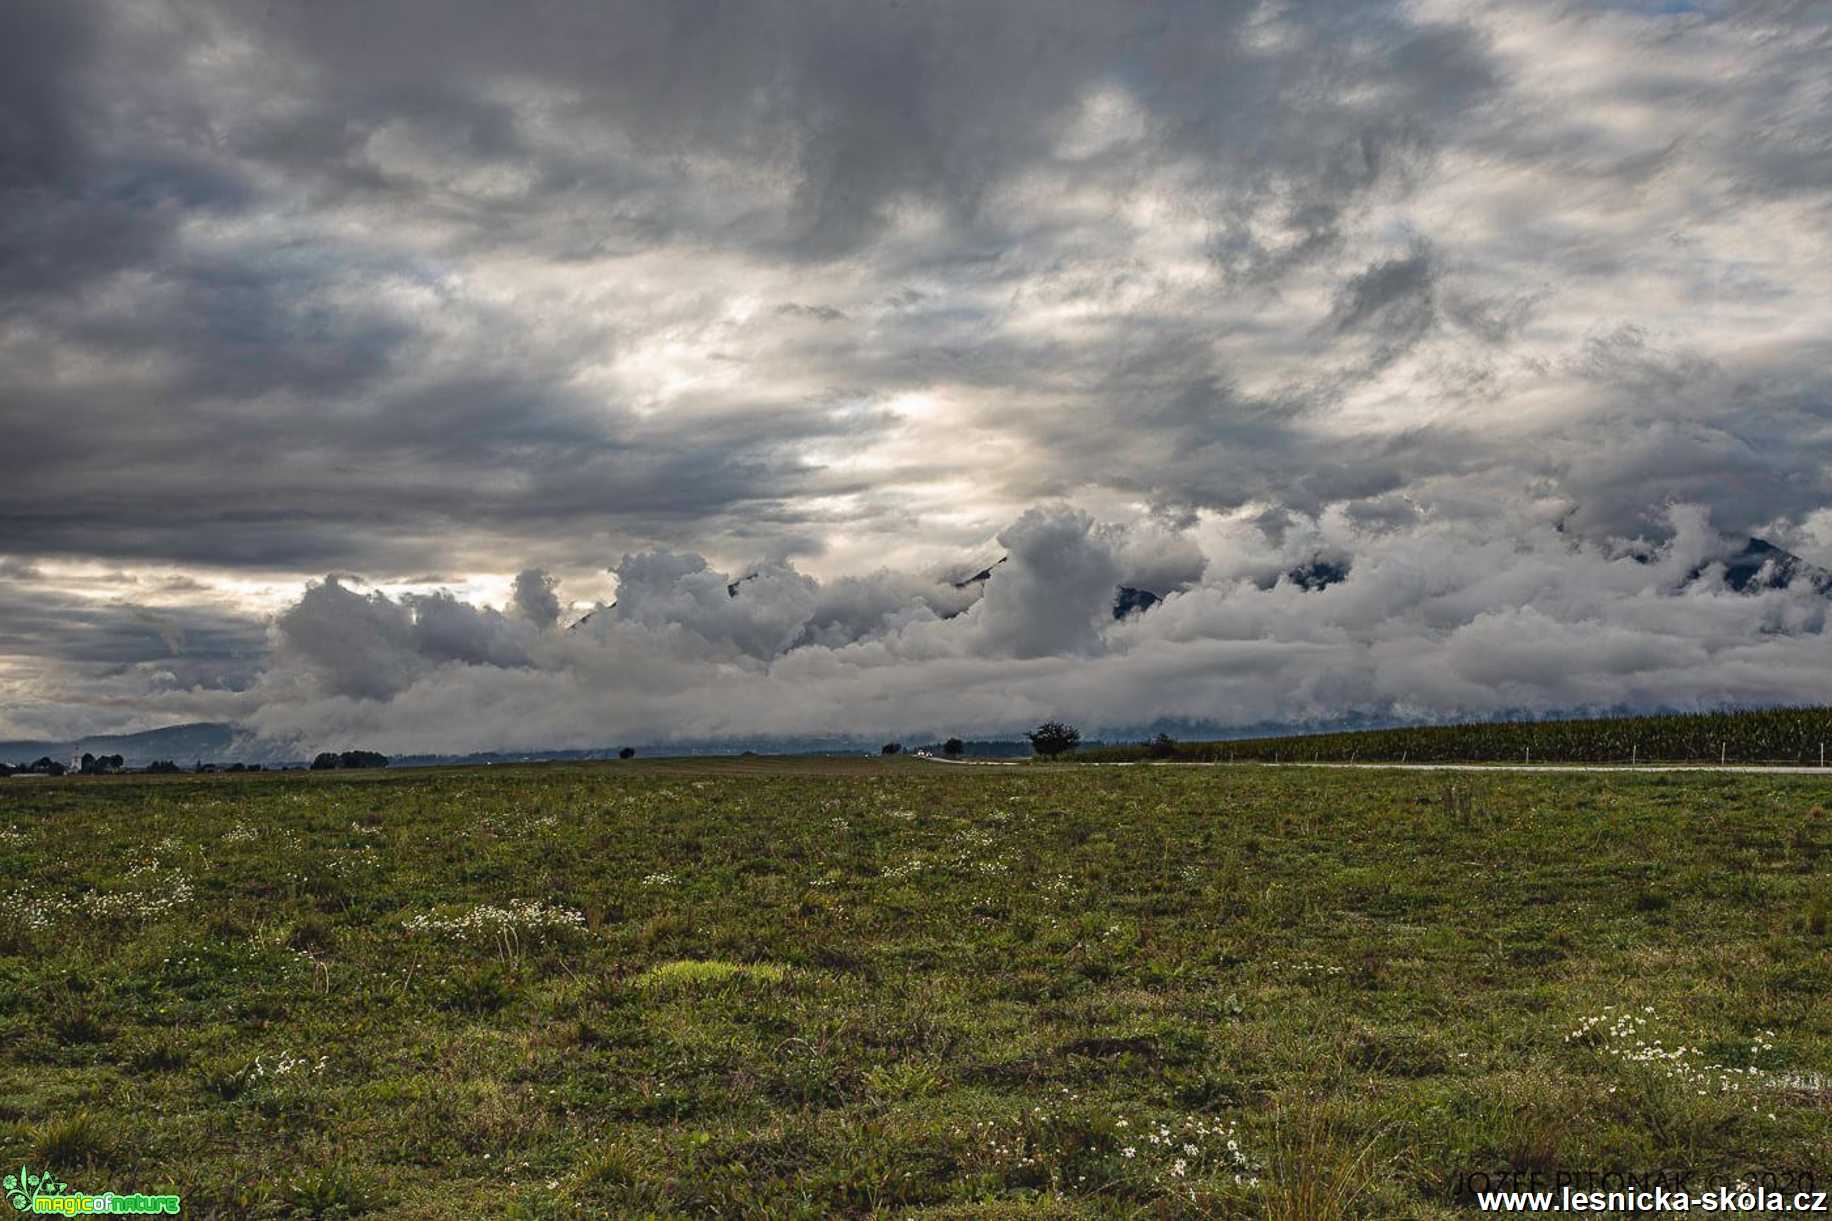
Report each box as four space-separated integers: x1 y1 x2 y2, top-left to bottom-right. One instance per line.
310 750 390 770
882 722 1085 759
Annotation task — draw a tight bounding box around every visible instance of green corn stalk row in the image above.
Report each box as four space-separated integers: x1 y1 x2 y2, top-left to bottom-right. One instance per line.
1078 707 1832 765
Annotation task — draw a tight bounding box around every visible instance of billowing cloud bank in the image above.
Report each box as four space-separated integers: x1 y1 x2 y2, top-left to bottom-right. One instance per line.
3 0 1832 745
196 505 1827 754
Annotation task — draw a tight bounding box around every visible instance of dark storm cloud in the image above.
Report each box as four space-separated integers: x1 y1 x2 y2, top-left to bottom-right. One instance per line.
4 0 1832 740
0 587 262 677
0 1 148 299
511 569 563 629
0 562 269 739
0 0 1518 560
1329 242 1439 367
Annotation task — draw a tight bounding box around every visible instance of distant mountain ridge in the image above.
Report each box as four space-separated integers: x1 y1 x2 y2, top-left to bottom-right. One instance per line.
950 555 1164 621
1691 537 1832 596
1284 555 1350 592
950 557 1007 589
0 722 286 769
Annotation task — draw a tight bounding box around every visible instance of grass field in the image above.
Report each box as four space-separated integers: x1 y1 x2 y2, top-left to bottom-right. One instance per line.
1 758 1828 1217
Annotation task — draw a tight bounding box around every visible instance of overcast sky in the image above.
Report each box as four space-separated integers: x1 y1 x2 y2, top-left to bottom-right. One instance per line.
4 0 1831 750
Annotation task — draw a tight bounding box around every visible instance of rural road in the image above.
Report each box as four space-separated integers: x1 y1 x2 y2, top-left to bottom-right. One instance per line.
917 756 1832 775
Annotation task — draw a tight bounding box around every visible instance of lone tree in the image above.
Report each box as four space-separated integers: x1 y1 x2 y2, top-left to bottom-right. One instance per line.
942 737 965 757
1147 732 1177 759
618 747 636 760
1027 720 1081 758
880 742 902 755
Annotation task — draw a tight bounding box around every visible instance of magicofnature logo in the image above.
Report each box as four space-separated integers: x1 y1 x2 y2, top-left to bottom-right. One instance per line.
4 1168 66 1212
5 1166 180 1215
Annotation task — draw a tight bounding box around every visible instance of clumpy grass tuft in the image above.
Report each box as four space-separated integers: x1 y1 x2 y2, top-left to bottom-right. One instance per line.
1799 891 1830 937
287 912 338 952
634 958 788 990
440 963 515 1013
31 1109 116 1170
285 1165 382 1218
1260 1101 1388 1221
126 1035 188 1073
197 1057 252 1101
50 1010 109 1047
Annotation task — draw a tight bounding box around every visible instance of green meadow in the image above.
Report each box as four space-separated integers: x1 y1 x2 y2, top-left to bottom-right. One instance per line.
0 758 1827 1217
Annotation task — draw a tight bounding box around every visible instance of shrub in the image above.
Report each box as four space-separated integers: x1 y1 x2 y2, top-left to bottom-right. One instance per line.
880 742 902 755
619 747 636 759
942 737 964 757
1027 721 1081 758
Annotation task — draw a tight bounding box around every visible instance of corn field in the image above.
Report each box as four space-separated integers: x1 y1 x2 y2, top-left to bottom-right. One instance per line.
1079 707 1832 765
